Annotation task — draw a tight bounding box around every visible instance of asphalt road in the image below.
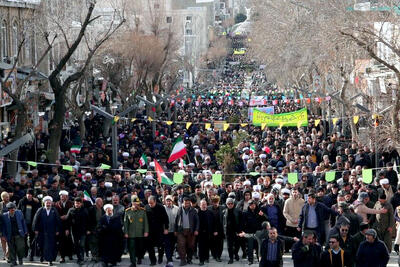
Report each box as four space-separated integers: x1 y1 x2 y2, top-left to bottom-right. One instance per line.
0 246 398 266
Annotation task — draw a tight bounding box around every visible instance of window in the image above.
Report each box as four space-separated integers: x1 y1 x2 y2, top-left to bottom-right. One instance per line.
166 16 172 23
154 3 160 9
1 21 7 58
186 29 193 35
186 16 192 22
12 21 18 58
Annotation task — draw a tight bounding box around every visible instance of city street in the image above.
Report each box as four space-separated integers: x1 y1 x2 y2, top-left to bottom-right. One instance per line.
0 247 398 266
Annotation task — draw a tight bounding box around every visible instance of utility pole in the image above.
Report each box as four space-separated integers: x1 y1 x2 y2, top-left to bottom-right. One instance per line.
90 104 136 168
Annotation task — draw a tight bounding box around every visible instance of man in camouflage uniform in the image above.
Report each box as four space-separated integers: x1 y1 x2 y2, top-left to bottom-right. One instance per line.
124 195 149 267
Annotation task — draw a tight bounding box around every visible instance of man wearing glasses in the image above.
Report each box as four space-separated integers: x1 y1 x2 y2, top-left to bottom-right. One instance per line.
320 235 351 267
222 198 242 264
337 222 356 266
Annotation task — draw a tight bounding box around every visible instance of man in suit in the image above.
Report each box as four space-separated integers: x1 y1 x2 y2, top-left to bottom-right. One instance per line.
2 202 27 266
259 227 284 267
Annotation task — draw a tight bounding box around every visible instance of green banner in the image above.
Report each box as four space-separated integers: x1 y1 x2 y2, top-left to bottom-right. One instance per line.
252 108 308 127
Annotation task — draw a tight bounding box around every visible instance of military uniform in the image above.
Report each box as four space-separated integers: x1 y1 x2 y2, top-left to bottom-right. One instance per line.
124 206 149 266
373 200 395 252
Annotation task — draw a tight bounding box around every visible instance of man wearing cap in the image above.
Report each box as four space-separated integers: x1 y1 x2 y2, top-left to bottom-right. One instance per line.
32 196 60 266
98 204 124 267
356 229 389 267
372 193 395 252
174 196 199 266
124 195 149 267
65 197 90 265
164 195 179 265
54 190 73 263
351 222 369 252
2 202 27 266
353 192 387 223
17 188 40 261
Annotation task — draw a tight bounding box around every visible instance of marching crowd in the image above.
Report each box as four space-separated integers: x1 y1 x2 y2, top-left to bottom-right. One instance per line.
0 56 399 267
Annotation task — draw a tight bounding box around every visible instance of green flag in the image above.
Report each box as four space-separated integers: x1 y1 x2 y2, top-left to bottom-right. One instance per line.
137 169 147 174
100 163 111 170
362 169 373 184
27 161 37 167
325 171 336 182
212 174 222 186
173 173 184 184
288 173 298 185
249 172 260 176
62 165 73 171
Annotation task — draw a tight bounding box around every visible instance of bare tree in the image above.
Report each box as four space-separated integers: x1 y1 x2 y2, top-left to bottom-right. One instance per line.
44 0 125 163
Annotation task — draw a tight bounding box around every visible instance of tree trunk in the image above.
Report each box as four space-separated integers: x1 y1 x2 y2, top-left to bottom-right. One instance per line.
48 91 66 163
392 74 400 142
8 105 27 177
79 113 86 142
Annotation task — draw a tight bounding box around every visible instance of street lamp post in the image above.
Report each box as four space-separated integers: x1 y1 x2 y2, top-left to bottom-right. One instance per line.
90 104 136 168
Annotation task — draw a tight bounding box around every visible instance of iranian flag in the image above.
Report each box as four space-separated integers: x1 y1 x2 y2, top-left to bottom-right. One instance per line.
154 160 175 185
179 158 186 169
70 145 81 154
139 153 148 167
249 143 256 154
167 138 187 163
83 190 93 205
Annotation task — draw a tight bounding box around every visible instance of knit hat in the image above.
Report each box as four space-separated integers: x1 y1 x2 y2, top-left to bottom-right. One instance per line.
365 229 377 238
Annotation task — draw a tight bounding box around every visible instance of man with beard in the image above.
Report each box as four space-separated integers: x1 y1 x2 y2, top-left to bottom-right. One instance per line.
32 196 61 266
164 195 179 265
174 196 199 266
98 204 123 267
145 195 169 265
223 197 242 264
242 200 265 265
65 197 90 265
17 189 40 261
197 199 216 265
208 195 224 262
54 190 73 263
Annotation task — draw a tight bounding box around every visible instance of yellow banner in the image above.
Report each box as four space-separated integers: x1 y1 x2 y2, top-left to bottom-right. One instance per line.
252 108 308 127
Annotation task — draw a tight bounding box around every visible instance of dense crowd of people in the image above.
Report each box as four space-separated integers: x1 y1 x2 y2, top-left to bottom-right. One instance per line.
0 55 399 267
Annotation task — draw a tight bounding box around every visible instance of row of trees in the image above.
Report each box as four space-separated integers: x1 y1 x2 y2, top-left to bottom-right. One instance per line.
249 0 400 149
2 0 230 175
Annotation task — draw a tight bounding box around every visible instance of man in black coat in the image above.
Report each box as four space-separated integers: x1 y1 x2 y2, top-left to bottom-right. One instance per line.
223 197 242 264
207 195 224 262
98 204 123 267
65 197 90 265
242 200 265 264
292 230 320 267
320 235 352 267
145 195 169 265
356 229 389 267
197 199 216 265
17 189 40 261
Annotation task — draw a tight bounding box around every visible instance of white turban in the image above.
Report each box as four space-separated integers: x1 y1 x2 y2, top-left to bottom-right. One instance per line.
105 182 113 188
59 190 69 196
380 178 389 185
252 192 260 199
42 196 53 203
103 204 113 211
